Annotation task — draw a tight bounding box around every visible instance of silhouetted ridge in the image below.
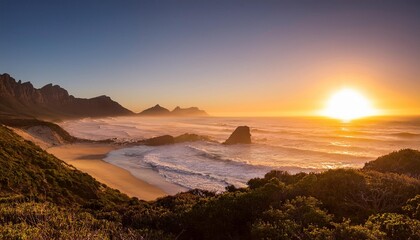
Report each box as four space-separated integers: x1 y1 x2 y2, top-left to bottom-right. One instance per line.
0 73 133 119
138 104 208 116
139 104 171 116
172 106 208 116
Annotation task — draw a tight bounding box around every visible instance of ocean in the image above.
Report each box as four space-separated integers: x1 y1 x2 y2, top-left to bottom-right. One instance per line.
61 116 420 193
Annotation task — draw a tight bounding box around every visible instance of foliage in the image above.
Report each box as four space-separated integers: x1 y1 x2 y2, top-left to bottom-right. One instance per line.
404 195 420 220
251 196 332 240
364 149 420 178
308 220 384 240
365 213 420 240
0 201 171 240
0 125 128 206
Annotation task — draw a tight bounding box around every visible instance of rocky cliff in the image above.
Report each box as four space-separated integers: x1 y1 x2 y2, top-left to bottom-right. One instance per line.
0 73 133 119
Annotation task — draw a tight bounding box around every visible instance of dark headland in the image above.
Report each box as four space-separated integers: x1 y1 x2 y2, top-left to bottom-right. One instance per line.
0 73 133 120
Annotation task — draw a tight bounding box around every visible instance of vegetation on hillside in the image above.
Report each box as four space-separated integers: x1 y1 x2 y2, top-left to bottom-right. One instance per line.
0 124 419 239
0 125 129 206
364 149 420 178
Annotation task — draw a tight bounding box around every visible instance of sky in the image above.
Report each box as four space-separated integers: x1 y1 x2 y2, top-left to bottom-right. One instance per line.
1 0 419 116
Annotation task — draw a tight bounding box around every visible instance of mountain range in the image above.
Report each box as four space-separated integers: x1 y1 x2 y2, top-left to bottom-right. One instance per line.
0 73 132 119
0 73 208 119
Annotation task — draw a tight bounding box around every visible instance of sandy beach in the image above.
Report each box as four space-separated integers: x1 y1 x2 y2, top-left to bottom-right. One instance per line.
47 143 168 201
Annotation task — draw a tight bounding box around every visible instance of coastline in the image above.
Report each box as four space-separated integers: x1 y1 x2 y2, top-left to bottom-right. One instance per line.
47 143 171 201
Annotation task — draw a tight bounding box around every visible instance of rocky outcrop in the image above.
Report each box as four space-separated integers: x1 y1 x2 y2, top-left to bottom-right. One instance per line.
174 133 211 143
142 135 175 146
0 73 133 119
138 104 171 116
139 133 211 146
172 106 208 116
223 126 251 145
139 127 251 146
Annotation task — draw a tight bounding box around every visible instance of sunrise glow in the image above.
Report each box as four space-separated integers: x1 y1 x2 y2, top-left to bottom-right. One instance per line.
321 88 377 122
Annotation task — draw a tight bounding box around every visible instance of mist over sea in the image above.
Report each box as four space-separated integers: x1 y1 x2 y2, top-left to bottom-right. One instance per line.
61 116 420 192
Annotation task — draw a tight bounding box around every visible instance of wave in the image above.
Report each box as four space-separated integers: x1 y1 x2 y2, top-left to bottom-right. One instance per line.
186 145 242 163
388 132 420 138
142 156 232 188
254 142 373 160
107 144 273 191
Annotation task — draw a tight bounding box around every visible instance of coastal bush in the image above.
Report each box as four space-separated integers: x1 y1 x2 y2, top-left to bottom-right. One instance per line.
308 220 384 240
404 195 420 220
249 168 420 223
364 149 420 178
0 202 137 240
365 213 420 240
308 169 420 222
251 196 332 240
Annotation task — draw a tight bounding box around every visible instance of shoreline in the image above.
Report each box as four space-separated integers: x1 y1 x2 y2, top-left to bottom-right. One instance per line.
47 143 175 201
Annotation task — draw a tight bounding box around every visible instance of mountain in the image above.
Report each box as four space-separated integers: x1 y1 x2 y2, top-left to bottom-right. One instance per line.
138 104 171 116
172 106 208 116
138 104 208 116
0 73 133 120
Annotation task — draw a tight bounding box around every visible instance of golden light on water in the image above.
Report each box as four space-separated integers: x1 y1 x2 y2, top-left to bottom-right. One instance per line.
321 88 377 122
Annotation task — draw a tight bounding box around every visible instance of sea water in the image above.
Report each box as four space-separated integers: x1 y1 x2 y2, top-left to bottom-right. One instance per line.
61 116 420 192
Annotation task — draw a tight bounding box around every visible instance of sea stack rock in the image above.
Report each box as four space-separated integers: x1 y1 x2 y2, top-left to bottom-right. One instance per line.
223 126 251 145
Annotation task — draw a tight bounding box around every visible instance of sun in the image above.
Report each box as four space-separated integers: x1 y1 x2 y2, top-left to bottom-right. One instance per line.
321 88 377 122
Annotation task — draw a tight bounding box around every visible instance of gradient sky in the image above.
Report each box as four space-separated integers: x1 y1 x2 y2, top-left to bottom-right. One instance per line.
1 0 419 116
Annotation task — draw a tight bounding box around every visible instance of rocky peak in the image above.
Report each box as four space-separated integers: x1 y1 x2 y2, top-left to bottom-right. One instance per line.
139 104 171 116
0 73 133 119
39 83 70 103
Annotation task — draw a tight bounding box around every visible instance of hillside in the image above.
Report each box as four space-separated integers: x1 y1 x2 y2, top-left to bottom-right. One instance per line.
0 124 129 206
363 149 420 178
0 73 133 120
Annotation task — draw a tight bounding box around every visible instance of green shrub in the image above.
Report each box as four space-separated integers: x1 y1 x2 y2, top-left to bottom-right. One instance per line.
365 213 420 240
364 149 420 178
